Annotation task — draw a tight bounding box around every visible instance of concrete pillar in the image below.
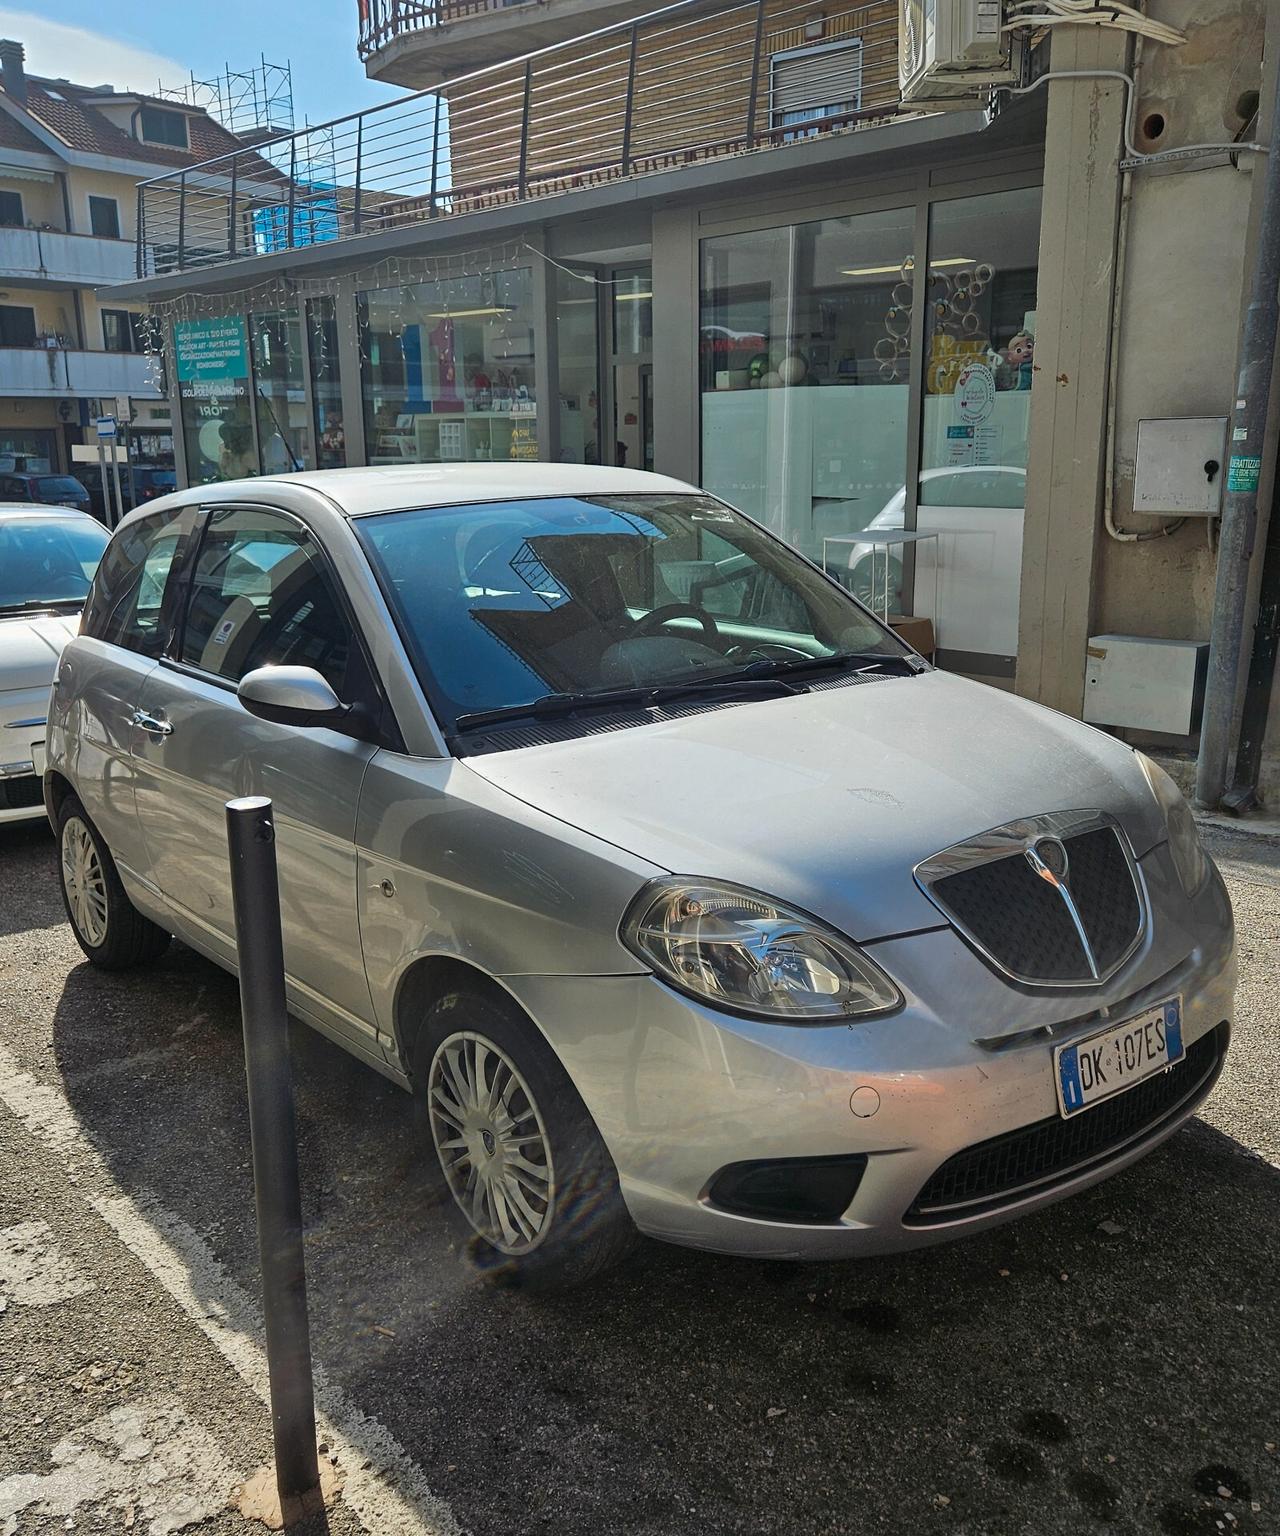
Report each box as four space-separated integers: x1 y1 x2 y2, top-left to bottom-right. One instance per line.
1016 29 1128 715
651 204 699 484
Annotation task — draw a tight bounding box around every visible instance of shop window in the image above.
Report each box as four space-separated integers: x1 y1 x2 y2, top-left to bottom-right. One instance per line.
307 296 346 469
174 315 255 485
88 195 121 239
0 305 36 347
769 40 863 140
138 106 189 148
359 268 537 465
700 207 915 565
0 189 23 227
555 266 600 464
251 309 309 473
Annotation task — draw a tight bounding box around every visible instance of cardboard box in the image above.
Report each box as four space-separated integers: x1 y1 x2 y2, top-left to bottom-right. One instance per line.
888 614 935 657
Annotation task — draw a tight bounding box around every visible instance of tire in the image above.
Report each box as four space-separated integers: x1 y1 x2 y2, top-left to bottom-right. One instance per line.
412 985 634 1290
56 794 170 970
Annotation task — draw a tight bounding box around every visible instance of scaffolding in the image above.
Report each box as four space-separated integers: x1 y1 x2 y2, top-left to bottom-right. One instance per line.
158 57 295 141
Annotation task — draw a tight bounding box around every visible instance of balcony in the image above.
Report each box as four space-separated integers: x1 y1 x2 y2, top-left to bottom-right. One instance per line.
0 228 137 289
359 0 652 89
138 0 904 277
0 345 162 399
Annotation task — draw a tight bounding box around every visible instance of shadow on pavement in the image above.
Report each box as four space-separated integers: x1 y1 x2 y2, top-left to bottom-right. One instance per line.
50 939 1280 1536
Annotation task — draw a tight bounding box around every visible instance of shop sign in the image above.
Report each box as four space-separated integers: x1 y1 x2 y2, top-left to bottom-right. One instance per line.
174 317 250 388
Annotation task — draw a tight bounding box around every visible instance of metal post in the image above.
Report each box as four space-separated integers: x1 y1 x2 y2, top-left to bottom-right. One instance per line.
620 25 639 175
108 439 125 528
1224 453 1280 810
429 100 441 216
1195 56 1280 808
228 154 239 259
135 186 145 280
745 0 767 150
176 173 187 272
95 439 109 526
287 138 298 250
352 118 364 234
518 61 533 198
225 797 321 1513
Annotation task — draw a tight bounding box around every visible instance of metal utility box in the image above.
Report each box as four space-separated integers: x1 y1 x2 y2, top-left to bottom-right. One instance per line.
1084 634 1209 734
1132 416 1229 516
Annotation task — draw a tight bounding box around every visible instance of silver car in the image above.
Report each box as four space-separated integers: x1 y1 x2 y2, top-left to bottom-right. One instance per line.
44 465 1234 1286
0 504 108 825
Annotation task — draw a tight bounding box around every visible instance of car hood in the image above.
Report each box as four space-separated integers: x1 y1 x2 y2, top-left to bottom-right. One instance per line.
0 612 79 693
463 670 1167 943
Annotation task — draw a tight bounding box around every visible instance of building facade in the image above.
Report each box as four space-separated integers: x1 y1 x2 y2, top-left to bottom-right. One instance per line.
0 41 259 491
108 0 1280 804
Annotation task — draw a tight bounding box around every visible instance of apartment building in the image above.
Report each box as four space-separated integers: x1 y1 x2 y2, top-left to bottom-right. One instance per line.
0 40 253 480
107 0 1280 804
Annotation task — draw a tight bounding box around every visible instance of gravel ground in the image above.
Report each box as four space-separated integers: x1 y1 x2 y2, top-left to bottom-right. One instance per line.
0 818 1277 1536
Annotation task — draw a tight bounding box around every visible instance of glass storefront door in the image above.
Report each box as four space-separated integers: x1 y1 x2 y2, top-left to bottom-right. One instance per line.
612 267 653 471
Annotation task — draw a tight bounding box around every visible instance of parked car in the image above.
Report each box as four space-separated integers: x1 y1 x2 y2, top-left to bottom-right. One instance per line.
0 505 109 824
44 465 1233 1287
0 472 93 518
82 464 178 522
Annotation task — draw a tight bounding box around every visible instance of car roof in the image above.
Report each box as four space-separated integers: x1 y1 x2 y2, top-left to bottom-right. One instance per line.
0 502 100 520
195 463 701 520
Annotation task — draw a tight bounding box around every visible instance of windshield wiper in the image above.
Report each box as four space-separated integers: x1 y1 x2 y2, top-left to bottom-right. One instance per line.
730 649 927 682
453 673 803 734
0 598 84 615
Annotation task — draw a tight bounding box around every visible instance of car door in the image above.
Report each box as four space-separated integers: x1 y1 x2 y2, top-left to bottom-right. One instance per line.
131 503 383 1064
58 503 200 886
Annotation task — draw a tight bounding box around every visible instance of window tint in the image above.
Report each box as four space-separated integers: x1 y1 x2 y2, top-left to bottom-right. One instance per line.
180 508 353 691
82 506 197 656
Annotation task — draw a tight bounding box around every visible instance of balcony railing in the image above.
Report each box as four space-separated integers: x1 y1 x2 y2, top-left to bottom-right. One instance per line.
139 0 902 279
0 227 139 287
358 0 537 58
0 345 162 399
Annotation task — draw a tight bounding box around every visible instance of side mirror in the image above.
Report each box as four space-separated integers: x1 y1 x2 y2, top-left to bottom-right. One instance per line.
237 665 349 728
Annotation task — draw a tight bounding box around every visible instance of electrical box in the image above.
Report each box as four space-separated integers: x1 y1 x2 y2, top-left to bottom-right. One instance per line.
1132 416 1229 517
1083 635 1209 735
899 0 1020 105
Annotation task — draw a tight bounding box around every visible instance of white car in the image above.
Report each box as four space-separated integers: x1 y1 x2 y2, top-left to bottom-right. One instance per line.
0 505 108 824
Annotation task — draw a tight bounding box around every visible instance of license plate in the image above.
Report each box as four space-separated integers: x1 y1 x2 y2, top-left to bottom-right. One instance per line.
1054 998 1184 1118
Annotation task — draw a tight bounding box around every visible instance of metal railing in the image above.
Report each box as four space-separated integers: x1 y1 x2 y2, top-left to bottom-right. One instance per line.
358 0 547 57
138 0 901 278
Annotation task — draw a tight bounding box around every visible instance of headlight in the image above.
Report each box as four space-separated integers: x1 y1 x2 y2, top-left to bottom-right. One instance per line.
1135 751 1209 896
621 878 901 1022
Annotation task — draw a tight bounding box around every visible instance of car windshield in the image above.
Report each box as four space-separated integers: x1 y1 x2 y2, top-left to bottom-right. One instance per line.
34 478 86 503
355 493 909 732
0 516 108 612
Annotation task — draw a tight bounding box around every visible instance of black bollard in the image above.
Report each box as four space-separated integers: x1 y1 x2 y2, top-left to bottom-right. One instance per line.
226 795 321 1512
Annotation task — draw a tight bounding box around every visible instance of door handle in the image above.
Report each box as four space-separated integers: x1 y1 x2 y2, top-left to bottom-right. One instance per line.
132 710 174 737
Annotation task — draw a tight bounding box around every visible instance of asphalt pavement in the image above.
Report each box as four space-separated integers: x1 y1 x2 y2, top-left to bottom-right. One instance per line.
1 818 1277 1536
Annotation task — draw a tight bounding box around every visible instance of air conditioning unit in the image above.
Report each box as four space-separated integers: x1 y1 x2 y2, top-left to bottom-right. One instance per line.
899 0 1020 106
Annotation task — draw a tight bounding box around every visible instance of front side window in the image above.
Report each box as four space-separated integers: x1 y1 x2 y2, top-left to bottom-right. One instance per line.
0 516 107 613
180 507 352 692
355 492 906 733
81 505 197 655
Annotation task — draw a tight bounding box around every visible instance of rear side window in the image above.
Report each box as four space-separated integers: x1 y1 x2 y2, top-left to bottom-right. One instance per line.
179 506 353 693
82 506 197 656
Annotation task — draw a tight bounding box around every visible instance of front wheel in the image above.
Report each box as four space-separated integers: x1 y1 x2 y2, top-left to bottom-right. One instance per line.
56 795 170 969
848 554 904 614
413 986 633 1289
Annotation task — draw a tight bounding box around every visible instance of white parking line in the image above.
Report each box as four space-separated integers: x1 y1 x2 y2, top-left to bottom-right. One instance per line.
0 1219 94 1307
0 1045 463 1536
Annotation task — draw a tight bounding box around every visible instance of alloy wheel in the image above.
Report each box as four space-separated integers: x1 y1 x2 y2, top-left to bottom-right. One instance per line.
61 816 108 948
427 1030 556 1255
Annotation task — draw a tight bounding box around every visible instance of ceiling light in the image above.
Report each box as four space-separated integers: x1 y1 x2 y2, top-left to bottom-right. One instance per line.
424 306 514 319
616 291 652 301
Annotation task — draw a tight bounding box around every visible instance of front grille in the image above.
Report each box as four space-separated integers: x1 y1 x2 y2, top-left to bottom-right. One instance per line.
926 821 1142 984
0 774 43 811
904 1023 1227 1225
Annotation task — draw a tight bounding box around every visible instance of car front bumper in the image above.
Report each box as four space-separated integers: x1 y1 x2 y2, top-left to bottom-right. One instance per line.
503 842 1235 1260
0 688 50 825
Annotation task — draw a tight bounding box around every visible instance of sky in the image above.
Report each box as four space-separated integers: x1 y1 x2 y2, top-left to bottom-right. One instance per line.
0 1 403 128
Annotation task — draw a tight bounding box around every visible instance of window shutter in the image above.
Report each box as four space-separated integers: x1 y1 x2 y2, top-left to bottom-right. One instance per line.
770 40 864 119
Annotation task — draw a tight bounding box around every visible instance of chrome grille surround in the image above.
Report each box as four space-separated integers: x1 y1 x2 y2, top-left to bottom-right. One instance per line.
913 809 1148 989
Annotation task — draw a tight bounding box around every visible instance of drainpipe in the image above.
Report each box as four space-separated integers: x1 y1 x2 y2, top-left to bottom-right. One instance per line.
1194 62 1280 810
